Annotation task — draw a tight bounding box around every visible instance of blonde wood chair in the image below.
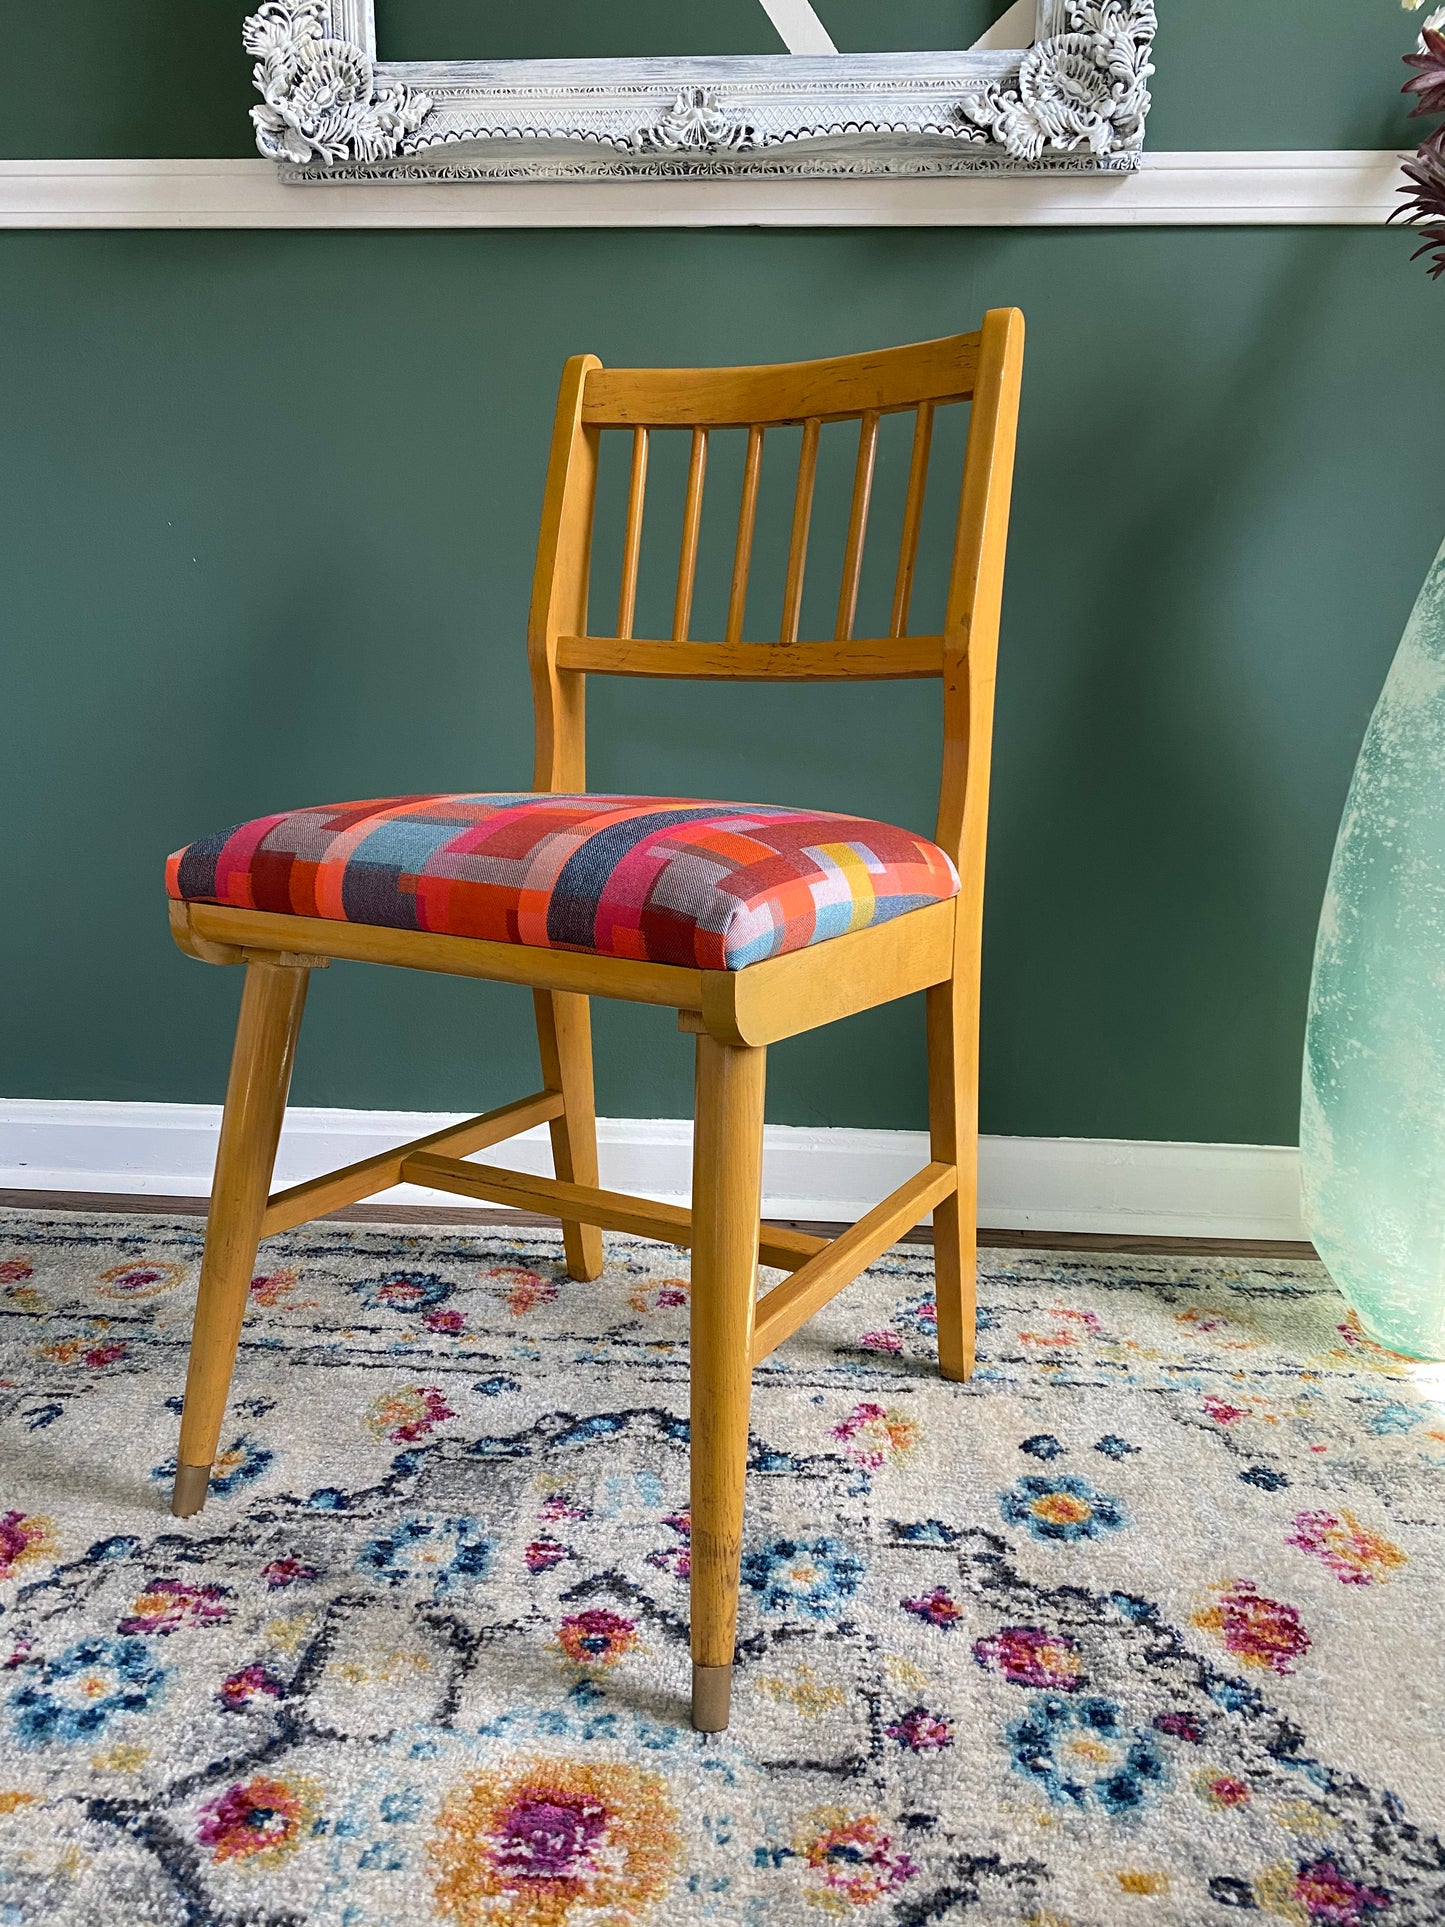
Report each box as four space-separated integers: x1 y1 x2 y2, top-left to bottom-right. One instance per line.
165 311 1025 1732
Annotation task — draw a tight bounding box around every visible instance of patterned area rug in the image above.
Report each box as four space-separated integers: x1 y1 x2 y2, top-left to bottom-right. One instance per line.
0 1210 1442 1927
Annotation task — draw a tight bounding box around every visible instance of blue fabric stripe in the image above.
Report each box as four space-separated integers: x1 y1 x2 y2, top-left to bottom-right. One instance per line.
546 809 723 950
347 819 458 872
175 827 236 900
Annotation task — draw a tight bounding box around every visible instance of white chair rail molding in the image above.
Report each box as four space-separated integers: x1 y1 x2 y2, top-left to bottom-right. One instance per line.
0 149 1407 228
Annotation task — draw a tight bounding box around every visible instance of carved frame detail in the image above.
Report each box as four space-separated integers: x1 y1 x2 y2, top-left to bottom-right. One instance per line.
243 0 1157 184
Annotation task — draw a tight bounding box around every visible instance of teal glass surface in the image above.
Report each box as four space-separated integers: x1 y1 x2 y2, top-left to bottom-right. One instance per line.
1302 539 1445 1359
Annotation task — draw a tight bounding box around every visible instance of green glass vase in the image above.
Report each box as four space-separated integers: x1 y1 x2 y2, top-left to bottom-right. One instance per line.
1301 538 1445 1359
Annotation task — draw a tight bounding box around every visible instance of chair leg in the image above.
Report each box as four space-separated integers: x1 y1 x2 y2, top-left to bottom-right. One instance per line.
533 989 605 1282
927 964 979 1383
171 959 310 1517
688 1032 767 1733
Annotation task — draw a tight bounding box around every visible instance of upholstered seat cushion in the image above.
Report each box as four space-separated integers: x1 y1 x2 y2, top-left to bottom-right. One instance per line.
167 793 960 972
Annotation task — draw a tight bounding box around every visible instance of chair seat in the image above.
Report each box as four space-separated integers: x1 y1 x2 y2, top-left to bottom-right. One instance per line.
167 792 960 972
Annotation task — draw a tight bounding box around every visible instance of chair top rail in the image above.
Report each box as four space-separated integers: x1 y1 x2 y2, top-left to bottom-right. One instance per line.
555 635 946 679
581 332 980 429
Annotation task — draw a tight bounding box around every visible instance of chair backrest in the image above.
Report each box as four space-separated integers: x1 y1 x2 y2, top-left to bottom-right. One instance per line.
526 310 1024 873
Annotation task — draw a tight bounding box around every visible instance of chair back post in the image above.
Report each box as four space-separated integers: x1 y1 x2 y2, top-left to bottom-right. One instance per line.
528 352 602 791
936 307 1025 874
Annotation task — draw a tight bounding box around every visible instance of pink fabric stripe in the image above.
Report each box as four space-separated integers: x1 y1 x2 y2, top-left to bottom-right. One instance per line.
588 818 750 958
209 813 291 908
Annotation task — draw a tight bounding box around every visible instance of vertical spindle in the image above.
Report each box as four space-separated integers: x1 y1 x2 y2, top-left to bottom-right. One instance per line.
726 425 765 647
781 416 821 645
673 426 709 643
891 403 934 638
835 409 880 642
617 426 649 640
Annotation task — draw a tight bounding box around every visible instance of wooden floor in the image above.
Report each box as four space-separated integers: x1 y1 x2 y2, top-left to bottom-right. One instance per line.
0 1188 1317 1261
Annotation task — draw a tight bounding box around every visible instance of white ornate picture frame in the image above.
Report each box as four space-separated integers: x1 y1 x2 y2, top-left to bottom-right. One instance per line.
243 1 1158 184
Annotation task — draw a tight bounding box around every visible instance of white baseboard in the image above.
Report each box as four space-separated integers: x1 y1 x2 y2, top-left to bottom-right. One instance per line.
0 1100 1305 1242
0 153 1405 231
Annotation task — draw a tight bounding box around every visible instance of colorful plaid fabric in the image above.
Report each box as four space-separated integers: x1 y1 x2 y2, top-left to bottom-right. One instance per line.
167 793 959 972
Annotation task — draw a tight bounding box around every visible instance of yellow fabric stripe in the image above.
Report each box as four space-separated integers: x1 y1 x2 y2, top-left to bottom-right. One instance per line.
814 842 876 935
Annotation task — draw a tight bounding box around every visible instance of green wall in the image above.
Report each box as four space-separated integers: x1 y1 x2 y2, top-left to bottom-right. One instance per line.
2 5 1439 1144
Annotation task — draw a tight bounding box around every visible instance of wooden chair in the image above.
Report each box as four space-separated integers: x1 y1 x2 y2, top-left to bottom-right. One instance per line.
165 310 1025 1733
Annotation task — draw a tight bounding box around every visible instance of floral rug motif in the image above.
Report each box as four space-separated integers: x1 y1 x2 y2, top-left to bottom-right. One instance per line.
0 1209 1443 1926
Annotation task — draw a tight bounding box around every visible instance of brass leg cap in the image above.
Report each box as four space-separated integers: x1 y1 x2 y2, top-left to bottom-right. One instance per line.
691 1663 733 1733
171 1463 211 1518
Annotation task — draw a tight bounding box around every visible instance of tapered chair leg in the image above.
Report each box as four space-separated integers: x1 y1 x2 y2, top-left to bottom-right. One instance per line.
172 959 311 1517
927 961 979 1383
533 989 605 1282
688 1032 767 1733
